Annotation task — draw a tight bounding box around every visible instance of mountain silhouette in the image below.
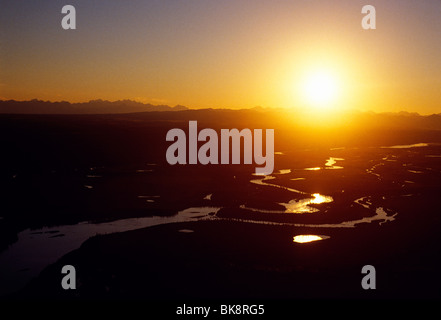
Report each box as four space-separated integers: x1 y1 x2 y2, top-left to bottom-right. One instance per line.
0 99 189 114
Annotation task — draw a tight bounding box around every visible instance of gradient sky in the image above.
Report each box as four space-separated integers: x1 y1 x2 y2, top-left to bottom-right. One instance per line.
1 0 440 114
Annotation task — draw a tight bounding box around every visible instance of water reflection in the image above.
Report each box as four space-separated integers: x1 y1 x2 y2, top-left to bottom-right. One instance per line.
248 172 332 213
138 195 160 203
408 170 423 174
325 157 344 169
279 193 333 213
0 206 221 296
293 235 329 243
310 193 331 204
241 193 332 214
304 157 344 171
250 174 307 195
381 143 428 149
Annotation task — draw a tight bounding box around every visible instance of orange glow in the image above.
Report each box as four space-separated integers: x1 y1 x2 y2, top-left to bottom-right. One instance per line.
1 1 440 114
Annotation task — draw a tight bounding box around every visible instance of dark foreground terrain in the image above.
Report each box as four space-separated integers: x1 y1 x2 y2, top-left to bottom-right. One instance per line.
0 109 440 300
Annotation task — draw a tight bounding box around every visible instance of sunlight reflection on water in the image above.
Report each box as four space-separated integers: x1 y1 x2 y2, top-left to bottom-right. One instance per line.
279 193 333 213
325 157 344 167
248 172 333 213
381 143 428 149
293 235 329 243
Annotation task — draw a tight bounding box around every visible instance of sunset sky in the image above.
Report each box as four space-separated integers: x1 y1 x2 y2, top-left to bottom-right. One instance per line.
1 0 440 114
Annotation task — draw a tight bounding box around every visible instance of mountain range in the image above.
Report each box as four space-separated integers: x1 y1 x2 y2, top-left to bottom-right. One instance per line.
0 99 188 114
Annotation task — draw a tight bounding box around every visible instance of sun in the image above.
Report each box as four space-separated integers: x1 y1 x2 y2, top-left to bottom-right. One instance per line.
301 70 340 110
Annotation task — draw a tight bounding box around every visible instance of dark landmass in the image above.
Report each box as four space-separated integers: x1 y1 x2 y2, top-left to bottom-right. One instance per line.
0 107 440 300
1 99 441 131
16 212 440 300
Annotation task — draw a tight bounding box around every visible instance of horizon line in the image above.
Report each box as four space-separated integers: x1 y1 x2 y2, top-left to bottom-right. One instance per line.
0 98 440 117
